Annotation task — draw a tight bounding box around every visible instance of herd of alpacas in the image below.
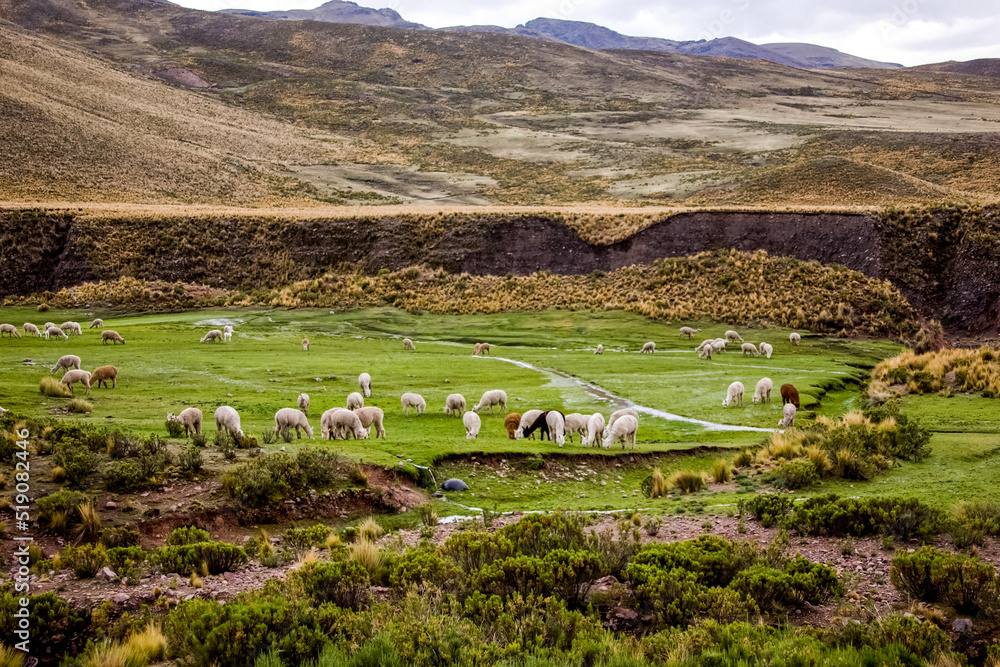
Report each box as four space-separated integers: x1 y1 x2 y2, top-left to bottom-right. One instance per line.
2 318 804 441
0 319 122 396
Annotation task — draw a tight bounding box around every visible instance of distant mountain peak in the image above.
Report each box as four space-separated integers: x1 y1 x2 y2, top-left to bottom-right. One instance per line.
220 0 425 29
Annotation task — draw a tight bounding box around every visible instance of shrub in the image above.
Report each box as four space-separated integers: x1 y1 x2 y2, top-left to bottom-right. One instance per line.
497 512 586 556
165 419 186 438
389 549 460 590
292 559 371 609
739 495 793 528
0 593 86 660
167 526 212 546
950 500 1000 548
629 536 759 588
191 433 207 447
440 530 514 571
103 460 150 493
54 441 99 487
473 550 604 606
179 445 204 475
649 469 667 498
40 376 72 398
891 546 998 613
36 489 90 528
283 524 332 557
63 543 107 578
153 542 248 575
222 453 300 507
742 494 945 539
296 448 348 488
774 459 819 489
76 502 103 543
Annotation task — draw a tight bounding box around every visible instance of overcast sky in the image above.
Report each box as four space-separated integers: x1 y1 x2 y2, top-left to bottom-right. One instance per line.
171 0 999 66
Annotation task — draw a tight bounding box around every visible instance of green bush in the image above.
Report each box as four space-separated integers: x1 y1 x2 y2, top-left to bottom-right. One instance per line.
742 494 944 540
101 526 141 548
473 549 604 607
0 592 87 659
950 499 1000 548
36 489 90 530
153 542 248 575
62 543 107 578
179 445 205 475
890 546 998 613
295 448 347 488
440 530 514 571
496 512 586 557
821 614 951 662
165 419 186 438
292 559 371 610
54 441 99 487
628 536 758 588
166 526 212 546
774 459 819 490
388 549 461 590
102 459 149 493
283 524 333 557
222 453 300 507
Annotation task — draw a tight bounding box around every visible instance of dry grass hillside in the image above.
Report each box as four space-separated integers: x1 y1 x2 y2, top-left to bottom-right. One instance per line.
2 0 1000 206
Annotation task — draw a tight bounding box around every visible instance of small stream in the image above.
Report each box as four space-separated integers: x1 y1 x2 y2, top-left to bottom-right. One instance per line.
483 355 776 433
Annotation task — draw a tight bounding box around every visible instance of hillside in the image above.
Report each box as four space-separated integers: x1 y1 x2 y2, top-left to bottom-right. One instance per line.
1 0 999 207
221 0 424 29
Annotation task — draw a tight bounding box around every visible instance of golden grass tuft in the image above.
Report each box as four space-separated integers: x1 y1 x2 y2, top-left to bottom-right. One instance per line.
80 623 166 667
668 470 705 495
324 533 343 550
0 644 24 667
75 503 102 543
68 398 93 414
40 377 72 398
732 449 755 468
872 345 1000 399
356 517 384 543
295 548 320 568
649 469 668 498
805 446 832 477
349 540 383 573
710 459 732 484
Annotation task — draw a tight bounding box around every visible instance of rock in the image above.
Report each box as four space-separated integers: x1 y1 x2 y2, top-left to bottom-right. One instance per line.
105 501 117 509
112 593 130 604
952 619 973 634
613 607 638 621
96 567 118 581
442 478 470 491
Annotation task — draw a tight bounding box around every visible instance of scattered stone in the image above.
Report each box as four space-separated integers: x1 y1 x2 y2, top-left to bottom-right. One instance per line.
96 567 118 581
112 593 130 604
442 478 470 491
952 619 973 634
105 501 117 509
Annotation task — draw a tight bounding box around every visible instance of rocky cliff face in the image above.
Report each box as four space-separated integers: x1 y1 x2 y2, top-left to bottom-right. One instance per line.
1 208 996 335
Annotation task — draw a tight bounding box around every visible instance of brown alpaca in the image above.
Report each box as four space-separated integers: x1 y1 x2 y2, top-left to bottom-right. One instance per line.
780 383 800 409
504 413 522 440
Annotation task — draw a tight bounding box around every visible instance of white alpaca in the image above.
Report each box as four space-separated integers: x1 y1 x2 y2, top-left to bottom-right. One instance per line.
581 413 606 447
463 411 481 439
347 392 364 411
722 381 745 408
759 342 773 359
444 393 466 416
563 413 588 443
401 392 426 416
602 415 637 449
274 407 314 439
167 407 203 436
753 378 773 404
779 403 797 428
358 372 372 398
472 389 507 414
546 411 567 447
741 343 760 357
640 342 656 354
594 344 603 355
297 393 310 415
214 406 244 438
725 330 744 343
789 333 801 346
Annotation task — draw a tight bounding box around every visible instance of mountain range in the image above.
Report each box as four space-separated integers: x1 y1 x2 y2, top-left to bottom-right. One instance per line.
221 0 901 69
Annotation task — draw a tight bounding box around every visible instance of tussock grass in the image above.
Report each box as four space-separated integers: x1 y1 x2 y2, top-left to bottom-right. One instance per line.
871 346 1000 400
350 540 382 572
710 459 732 484
40 377 72 398
67 398 92 414
668 470 705 494
356 517 384 543
649 469 668 498
13 249 918 338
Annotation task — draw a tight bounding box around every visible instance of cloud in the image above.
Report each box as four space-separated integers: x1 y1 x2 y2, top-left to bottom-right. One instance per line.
171 0 998 65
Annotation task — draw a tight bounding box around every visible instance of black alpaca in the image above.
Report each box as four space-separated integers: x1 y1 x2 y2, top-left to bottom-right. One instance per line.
522 410 562 441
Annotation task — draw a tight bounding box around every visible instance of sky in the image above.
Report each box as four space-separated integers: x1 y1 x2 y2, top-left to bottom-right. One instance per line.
169 0 1000 66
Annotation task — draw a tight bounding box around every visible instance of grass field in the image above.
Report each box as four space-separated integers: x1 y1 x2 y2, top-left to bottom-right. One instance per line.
1 306 994 516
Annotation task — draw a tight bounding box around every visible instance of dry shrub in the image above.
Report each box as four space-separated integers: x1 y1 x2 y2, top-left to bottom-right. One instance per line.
873 346 1000 399
649 469 668 498
710 459 732 484
40 377 72 398
350 540 382 572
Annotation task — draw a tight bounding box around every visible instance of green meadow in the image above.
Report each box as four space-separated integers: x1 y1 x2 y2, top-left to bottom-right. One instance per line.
0 306 994 514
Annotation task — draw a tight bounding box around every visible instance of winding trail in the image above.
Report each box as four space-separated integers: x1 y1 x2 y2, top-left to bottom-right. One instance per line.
482 355 775 433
